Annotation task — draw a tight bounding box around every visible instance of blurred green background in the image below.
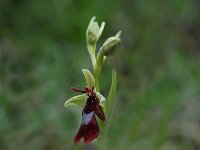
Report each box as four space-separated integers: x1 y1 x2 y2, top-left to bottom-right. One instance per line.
1 0 200 150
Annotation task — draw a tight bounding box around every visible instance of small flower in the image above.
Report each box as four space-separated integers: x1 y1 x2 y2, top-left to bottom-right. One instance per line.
71 86 106 144
64 69 106 144
86 17 105 67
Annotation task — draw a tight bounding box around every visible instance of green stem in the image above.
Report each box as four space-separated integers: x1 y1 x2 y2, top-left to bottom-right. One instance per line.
93 52 105 150
97 127 104 150
94 72 104 150
94 51 104 92
87 43 97 69
94 69 100 92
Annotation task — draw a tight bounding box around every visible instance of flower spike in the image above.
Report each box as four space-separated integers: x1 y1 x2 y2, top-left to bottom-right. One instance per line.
65 16 121 147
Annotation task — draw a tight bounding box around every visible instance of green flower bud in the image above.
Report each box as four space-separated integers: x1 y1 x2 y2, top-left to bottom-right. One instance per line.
86 16 105 44
100 31 121 57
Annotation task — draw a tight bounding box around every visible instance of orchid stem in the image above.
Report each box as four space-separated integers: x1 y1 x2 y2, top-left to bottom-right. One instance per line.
93 52 105 150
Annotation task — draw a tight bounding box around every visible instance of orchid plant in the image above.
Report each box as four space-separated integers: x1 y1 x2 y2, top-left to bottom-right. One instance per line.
64 16 121 149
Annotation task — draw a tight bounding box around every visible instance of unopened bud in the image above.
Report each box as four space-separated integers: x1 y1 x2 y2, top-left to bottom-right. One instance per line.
100 31 121 56
86 16 105 44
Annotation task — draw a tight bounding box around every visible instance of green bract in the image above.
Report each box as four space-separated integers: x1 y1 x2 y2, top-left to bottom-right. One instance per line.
106 69 117 116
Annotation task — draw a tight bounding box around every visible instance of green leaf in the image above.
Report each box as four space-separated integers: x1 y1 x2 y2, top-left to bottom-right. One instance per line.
64 94 88 108
106 69 117 115
82 69 95 87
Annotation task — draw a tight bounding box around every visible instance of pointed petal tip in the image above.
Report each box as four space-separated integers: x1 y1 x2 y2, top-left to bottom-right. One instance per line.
116 30 122 37
74 136 81 144
64 102 70 108
91 16 96 22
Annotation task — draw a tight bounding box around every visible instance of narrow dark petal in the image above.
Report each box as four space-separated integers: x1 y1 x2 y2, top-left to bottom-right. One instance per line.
74 112 99 144
95 106 106 121
70 87 86 93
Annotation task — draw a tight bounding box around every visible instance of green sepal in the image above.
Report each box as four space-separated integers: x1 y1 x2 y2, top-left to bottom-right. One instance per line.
82 69 95 87
64 94 88 108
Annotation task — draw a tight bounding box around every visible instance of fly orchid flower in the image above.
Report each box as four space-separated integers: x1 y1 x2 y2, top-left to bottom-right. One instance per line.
64 69 106 144
71 86 106 144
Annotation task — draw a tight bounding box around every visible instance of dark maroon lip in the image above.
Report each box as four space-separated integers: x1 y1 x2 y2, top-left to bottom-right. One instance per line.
70 86 106 144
